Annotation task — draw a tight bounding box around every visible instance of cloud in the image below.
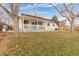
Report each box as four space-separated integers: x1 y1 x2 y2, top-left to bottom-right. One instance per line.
25 11 49 17
44 3 62 8
20 4 42 10
31 11 50 19
58 17 66 21
20 5 34 10
20 3 54 10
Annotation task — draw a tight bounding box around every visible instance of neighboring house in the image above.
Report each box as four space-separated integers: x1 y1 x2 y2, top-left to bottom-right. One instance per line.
58 23 67 31
58 22 71 32
19 14 58 32
2 23 13 32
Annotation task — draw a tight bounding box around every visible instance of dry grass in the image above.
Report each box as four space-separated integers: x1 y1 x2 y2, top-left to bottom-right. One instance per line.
1 32 79 56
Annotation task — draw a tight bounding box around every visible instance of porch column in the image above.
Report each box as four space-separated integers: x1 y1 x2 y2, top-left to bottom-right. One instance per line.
29 20 31 31
22 16 24 32
36 20 38 31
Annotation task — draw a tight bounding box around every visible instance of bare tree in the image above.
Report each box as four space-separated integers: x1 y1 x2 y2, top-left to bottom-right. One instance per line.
0 3 20 37
49 3 79 32
0 3 35 37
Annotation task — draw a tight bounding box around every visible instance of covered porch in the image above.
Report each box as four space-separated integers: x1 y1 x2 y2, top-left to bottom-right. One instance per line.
22 20 47 32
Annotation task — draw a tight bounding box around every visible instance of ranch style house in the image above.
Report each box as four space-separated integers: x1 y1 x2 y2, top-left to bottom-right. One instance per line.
19 14 58 32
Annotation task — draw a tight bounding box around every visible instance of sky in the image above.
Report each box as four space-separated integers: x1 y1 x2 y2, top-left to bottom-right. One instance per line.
1 3 62 19
19 3 62 19
0 3 79 25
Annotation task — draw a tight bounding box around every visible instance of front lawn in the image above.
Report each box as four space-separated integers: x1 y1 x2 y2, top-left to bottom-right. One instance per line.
5 32 79 56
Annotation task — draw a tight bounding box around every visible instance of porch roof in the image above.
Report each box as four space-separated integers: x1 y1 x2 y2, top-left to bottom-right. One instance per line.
21 14 55 23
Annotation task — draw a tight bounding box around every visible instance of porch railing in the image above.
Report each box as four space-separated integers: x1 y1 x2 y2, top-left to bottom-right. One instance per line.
23 24 45 32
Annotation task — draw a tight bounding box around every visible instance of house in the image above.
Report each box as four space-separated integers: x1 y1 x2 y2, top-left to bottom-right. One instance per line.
18 14 58 32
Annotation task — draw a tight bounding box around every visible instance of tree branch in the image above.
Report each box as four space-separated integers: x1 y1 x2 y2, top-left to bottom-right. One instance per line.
50 3 68 18
0 4 13 17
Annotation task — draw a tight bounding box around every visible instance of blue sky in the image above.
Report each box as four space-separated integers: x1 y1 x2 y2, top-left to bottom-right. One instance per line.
1 3 79 22
19 3 61 19
1 3 62 19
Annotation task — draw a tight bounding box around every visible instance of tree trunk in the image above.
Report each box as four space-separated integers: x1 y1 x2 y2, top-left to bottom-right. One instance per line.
12 16 19 37
70 22 73 32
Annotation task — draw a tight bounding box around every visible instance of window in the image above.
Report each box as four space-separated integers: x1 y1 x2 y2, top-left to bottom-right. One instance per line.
24 20 29 24
32 22 35 25
35 21 37 25
47 23 50 26
32 21 37 25
38 22 42 25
